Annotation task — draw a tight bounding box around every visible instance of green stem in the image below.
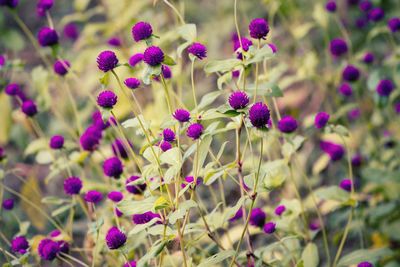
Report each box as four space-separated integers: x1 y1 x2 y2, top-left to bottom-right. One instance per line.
190 59 197 110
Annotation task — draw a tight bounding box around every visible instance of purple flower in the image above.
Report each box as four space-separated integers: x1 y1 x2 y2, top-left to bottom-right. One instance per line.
132 211 161 224
2 199 14 210
187 42 207 60
394 102 400 114
57 240 69 254
339 83 353 96
348 108 361 120
229 91 249 110
0 0 19 8
278 116 298 133
129 53 144 67
229 208 243 222
187 123 203 140
37 0 53 10
53 60 70 76
49 230 61 237
173 109 190 122
105 227 126 250
159 140 172 152
0 147 5 161
126 176 146 195
97 50 118 72
84 190 103 203
359 0 372 12
103 157 123 179
107 191 123 203
268 43 278 53
37 27 58 47
115 208 123 217
0 54 5 68
351 153 363 166
356 17 368 28
144 46 164 66
274 205 286 216
249 18 269 39
320 141 345 161
63 176 82 195
11 236 29 254
250 208 266 228
339 179 352 192
362 52 374 64
309 220 320 231
97 90 117 109
5 83 20 96
38 239 59 261
325 1 337 12
249 102 270 128
358 262 373 267
111 139 131 159
181 176 202 189
107 37 121 47
388 17 400 32
21 100 38 117
342 65 360 82
162 128 175 142
161 65 172 79
124 261 137 267
347 0 359 6
376 79 394 97
49 135 64 150
124 78 141 89
368 7 384 22
63 23 79 40
80 126 102 151
329 38 348 57
314 112 330 129
132 21 153 42
263 222 276 234
233 37 253 59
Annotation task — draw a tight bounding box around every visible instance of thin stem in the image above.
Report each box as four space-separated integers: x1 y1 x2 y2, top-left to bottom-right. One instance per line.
190 59 197 110
163 0 185 24
59 252 89 267
253 39 261 102
176 220 188 267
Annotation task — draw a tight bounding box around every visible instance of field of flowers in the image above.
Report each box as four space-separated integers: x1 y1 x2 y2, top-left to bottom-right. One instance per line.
0 0 399 266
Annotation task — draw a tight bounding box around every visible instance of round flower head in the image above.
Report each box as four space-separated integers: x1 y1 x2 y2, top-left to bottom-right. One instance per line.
103 157 123 179
388 17 400 32
359 0 372 12
97 90 117 109
234 37 253 59
188 42 207 60
348 108 360 120
37 27 58 47
144 46 164 66
342 65 360 82
362 52 374 64
263 222 276 234
0 0 19 8
358 262 373 267
161 65 172 79
162 128 175 142
0 147 5 161
268 43 278 53
187 123 203 140
320 141 345 161
124 261 137 267
124 78 141 89
325 1 337 12
111 139 131 159
356 17 368 28
105 227 126 250
5 83 20 96
249 18 269 39
49 230 61 238
63 23 79 40
249 102 270 128
0 55 5 68
126 176 146 194
84 190 103 203
128 53 144 67
173 109 190 122
274 205 286 216
329 38 348 57
249 208 266 228
21 100 38 117
37 0 53 10
107 37 121 47
107 191 123 203
395 102 400 114
80 126 102 151
339 83 353 96
115 207 123 217
351 153 363 166
97 50 118 72
11 236 29 254
229 208 243 222
339 179 352 192
309 220 320 231
2 199 14 210
368 7 384 22
278 116 298 133
160 141 172 152
49 135 64 150
376 79 394 97
38 239 59 261
53 60 70 76
63 176 83 195
132 211 161 224
57 241 69 254
132 21 153 42
314 112 330 129
181 176 202 189
229 91 249 110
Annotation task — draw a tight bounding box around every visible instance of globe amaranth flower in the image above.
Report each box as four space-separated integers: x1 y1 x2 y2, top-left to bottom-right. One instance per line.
249 18 269 39
0 55 5 68
278 116 298 133
187 123 203 140
144 46 164 66
263 222 276 234
103 157 123 179
128 53 144 67
63 23 79 40
124 78 141 89
132 211 161 224
359 0 372 12
351 153 363 166
348 108 361 120
49 230 61 238
105 227 126 250
268 43 278 53
57 240 69 254
5 83 20 96
0 147 5 161
80 126 102 151
107 37 121 47
37 0 53 10
126 175 146 194
37 27 58 47
249 102 270 128
309 220 320 231
0 0 19 8
274 205 286 216
132 21 153 42
320 140 345 161
161 65 172 79
325 1 337 12
97 90 118 109
21 100 38 117
124 261 137 267
363 52 374 64
329 38 348 57
84 190 103 203
2 199 14 210
181 176 202 189
388 17 400 32
339 179 352 192
233 37 253 59
395 102 400 114
339 83 353 96
162 128 175 142
173 109 190 122
11 236 29 254
229 208 243 222
229 91 249 110
249 208 266 228
111 138 132 159
53 60 70 76
342 65 360 82
159 141 171 152
187 42 207 60
355 17 368 28
107 191 123 203
49 135 64 149
63 176 83 195
368 7 384 22
38 239 59 261
358 262 373 267
314 112 330 129
115 208 123 217
376 79 394 97
97 50 118 72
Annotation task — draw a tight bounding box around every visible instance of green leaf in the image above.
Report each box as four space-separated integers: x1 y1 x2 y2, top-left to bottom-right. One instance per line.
217 72 232 90
196 91 222 111
51 203 74 217
204 59 242 74
24 138 48 156
314 186 350 203
168 200 197 224
337 248 392 266
177 41 191 57
142 65 162 85
163 54 176 66
137 240 169 267
177 24 197 42
197 135 212 171
142 146 162 164
160 147 182 167
245 44 274 65
117 197 157 215
99 72 110 86
153 196 170 211
128 217 161 236
301 243 319 267
197 250 235 267
262 160 290 189
41 196 70 205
